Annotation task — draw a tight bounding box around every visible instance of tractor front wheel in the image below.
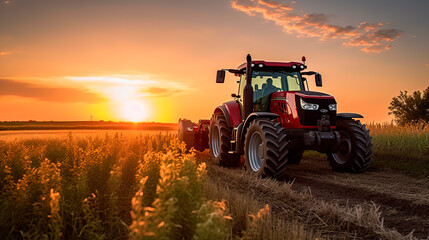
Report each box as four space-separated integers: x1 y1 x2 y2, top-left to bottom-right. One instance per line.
209 114 241 167
327 119 373 173
244 119 289 179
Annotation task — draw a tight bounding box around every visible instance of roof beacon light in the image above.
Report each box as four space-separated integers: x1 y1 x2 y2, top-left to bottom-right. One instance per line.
302 56 306 65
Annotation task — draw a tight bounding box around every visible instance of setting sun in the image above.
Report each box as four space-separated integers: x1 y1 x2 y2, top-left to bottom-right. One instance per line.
120 100 150 122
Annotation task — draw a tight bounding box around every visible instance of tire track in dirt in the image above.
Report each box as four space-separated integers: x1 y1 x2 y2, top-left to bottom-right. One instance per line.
196 151 429 238
286 176 429 238
283 157 429 238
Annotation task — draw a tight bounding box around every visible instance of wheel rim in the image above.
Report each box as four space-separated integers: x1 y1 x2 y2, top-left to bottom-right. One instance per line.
248 131 264 172
211 125 220 158
332 130 352 164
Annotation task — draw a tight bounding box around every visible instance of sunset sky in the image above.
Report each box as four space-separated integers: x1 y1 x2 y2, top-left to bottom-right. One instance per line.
0 0 428 123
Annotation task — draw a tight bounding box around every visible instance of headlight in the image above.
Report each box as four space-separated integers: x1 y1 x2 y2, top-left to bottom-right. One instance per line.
329 104 337 111
300 98 319 110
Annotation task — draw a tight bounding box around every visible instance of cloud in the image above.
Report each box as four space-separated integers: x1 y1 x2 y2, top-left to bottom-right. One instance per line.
0 79 104 103
0 51 12 56
66 75 159 86
231 0 402 53
67 75 189 98
142 87 183 97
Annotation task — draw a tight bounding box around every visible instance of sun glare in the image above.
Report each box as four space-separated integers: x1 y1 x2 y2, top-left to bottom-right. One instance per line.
121 100 149 122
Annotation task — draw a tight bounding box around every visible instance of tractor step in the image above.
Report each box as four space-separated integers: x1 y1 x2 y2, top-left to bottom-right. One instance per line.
229 140 237 154
229 126 241 154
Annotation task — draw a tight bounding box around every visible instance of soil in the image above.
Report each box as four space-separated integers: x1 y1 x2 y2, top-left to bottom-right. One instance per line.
197 151 429 239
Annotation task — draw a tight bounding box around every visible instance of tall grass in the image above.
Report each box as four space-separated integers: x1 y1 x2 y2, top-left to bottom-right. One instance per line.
366 122 429 176
0 133 198 239
1 133 296 239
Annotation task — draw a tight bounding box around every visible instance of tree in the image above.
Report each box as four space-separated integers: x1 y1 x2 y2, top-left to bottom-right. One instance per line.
388 86 429 129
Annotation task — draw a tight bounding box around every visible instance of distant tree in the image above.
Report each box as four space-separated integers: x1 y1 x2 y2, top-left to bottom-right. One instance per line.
388 86 429 129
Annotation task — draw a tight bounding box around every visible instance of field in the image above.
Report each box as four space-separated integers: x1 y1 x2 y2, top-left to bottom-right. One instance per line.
0 121 177 131
0 122 428 239
367 122 429 177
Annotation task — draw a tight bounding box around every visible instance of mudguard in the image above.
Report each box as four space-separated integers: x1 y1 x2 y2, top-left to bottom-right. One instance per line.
336 113 364 119
214 100 242 127
214 105 230 126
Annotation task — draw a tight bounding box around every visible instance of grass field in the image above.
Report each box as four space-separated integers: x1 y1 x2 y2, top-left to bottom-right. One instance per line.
0 122 427 239
0 121 177 131
366 122 429 177
1 132 312 239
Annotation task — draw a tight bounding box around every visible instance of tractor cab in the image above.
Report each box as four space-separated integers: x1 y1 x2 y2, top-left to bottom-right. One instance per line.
237 69 306 113
228 60 331 129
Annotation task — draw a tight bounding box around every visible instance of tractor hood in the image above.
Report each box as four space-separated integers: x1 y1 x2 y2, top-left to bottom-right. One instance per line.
295 91 334 99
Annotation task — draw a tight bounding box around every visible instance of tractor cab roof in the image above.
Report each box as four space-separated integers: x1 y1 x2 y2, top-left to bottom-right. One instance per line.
236 61 307 73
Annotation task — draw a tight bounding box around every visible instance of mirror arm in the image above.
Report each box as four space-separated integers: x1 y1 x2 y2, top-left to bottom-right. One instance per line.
301 71 317 76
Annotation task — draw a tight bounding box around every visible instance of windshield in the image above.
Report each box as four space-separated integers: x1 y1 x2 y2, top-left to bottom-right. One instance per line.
251 71 304 101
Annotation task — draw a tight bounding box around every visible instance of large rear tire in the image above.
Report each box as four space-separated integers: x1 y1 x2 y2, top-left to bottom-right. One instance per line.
244 119 289 179
178 119 194 151
328 119 373 173
209 114 241 167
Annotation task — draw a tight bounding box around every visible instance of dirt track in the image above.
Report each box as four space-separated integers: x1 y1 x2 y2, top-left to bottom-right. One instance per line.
197 151 429 239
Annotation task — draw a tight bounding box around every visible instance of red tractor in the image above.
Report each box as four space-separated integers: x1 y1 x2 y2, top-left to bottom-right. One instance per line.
179 54 372 179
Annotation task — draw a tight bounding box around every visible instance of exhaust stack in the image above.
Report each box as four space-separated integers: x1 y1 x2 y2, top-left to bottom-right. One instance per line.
243 54 253 119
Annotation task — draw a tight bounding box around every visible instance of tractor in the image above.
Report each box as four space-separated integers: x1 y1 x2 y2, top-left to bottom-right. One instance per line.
178 54 373 179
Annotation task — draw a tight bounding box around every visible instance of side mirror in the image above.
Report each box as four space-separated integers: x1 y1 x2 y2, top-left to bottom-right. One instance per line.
216 70 225 83
315 73 322 87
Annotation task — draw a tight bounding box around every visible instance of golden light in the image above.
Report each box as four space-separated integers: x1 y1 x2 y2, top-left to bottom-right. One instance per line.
120 100 150 122
102 86 152 122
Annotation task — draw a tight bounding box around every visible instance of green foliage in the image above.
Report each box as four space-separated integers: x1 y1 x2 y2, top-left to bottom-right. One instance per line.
367 123 429 176
0 133 231 240
388 86 429 128
129 140 230 240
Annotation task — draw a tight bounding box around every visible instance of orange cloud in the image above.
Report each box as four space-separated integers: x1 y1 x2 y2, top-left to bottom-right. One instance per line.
0 79 104 103
231 0 402 53
0 51 12 56
67 75 189 98
142 87 183 97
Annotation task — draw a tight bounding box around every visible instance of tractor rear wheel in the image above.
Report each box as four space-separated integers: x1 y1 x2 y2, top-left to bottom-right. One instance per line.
178 119 194 151
244 119 289 179
286 149 304 164
209 114 241 167
327 119 373 173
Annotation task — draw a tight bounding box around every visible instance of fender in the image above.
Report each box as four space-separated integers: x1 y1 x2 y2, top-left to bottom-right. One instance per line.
235 112 279 154
214 100 242 127
336 113 363 119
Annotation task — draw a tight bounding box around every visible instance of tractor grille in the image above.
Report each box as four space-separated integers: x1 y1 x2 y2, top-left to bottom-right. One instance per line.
278 101 288 114
295 95 336 126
